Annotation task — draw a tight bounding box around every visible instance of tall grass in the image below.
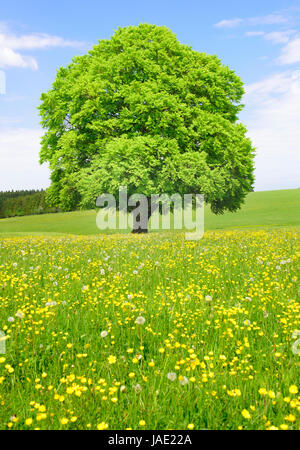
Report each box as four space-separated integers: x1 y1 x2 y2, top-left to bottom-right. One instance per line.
0 228 299 430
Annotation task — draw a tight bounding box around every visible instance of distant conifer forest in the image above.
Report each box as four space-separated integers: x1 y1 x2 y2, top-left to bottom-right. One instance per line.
0 190 59 218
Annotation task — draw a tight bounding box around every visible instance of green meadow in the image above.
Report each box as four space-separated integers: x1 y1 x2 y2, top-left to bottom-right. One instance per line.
0 189 299 236
0 189 299 430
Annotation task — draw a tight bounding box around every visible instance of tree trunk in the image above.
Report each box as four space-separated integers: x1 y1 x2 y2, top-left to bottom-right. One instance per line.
132 226 148 234
131 198 158 234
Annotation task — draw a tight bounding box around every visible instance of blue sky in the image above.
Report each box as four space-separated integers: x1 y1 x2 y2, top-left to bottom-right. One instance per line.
0 0 299 191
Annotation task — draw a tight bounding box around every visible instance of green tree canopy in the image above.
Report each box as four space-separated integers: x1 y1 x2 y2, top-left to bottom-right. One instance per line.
39 23 255 216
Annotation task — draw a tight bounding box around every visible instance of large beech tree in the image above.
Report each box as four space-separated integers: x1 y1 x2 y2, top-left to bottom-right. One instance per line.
39 23 255 224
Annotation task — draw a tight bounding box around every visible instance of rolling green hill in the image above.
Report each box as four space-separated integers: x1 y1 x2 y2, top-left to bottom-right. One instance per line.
0 189 299 236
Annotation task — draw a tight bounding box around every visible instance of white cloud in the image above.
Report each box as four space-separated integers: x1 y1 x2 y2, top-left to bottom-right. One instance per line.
245 31 265 37
264 30 295 44
0 46 38 70
245 72 292 100
248 14 288 26
0 22 9 33
214 18 243 28
215 12 291 30
0 23 83 70
245 30 296 44
0 116 22 125
278 36 300 64
0 32 83 51
215 8 300 189
244 71 300 190
0 128 50 190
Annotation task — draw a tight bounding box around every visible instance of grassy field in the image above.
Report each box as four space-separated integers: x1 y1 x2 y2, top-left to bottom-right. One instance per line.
0 189 299 430
0 189 299 236
0 229 299 430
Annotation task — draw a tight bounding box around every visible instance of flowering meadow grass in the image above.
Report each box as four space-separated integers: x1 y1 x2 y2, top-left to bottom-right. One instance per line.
0 229 299 430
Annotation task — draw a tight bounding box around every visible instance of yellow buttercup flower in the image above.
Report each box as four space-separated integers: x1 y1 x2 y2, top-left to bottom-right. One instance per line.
97 422 108 430
241 409 251 419
289 385 298 394
285 414 296 422
60 418 69 425
108 355 117 365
